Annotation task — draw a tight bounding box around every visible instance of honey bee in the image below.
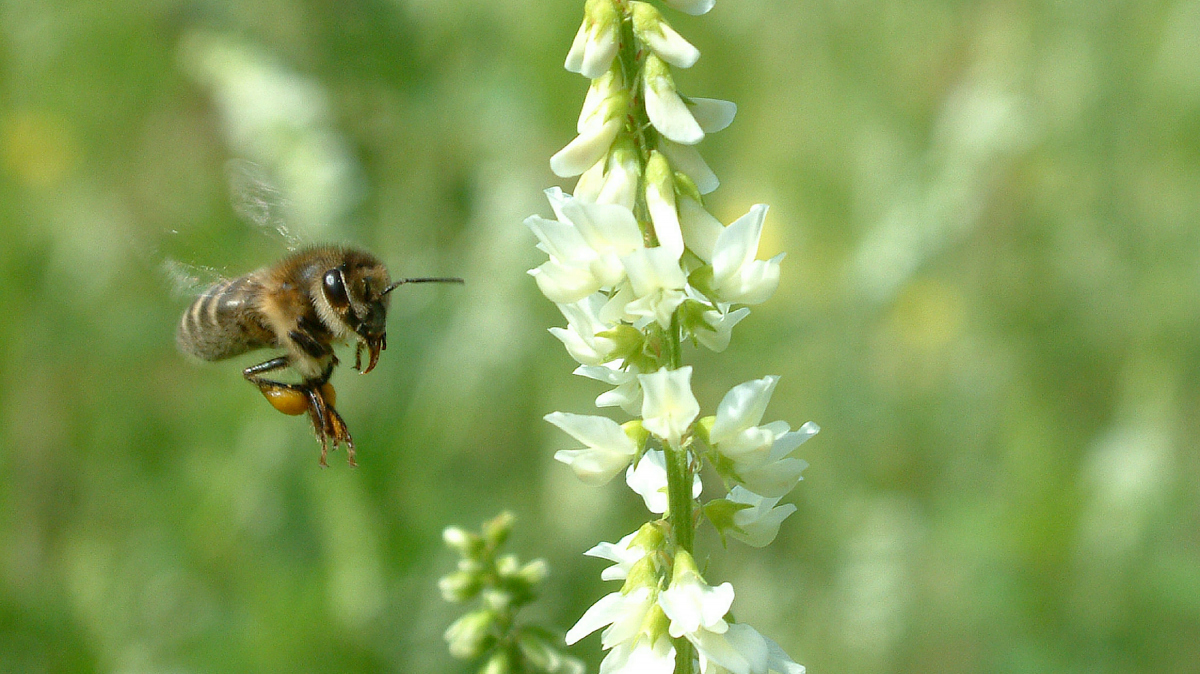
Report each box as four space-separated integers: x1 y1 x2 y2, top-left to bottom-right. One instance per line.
177 245 462 466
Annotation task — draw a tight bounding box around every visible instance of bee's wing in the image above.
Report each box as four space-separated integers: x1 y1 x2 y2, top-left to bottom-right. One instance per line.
227 159 305 251
161 258 228 301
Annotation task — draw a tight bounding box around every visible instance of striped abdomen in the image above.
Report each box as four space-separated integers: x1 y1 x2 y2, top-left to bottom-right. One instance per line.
177 275 273 361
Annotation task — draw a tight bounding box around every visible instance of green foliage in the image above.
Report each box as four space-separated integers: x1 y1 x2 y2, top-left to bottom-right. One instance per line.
0 1 1197 673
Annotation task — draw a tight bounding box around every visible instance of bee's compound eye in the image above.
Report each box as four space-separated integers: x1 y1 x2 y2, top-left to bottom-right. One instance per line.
323 269 349 309
261 387 310 416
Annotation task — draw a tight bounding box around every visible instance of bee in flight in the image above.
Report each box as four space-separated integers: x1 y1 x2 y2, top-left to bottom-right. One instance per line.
176 245 462 466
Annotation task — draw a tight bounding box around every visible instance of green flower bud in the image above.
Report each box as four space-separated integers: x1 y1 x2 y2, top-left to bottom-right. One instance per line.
438 569 483 603
483 511 516 549
445 610 497 660
444 525 485 559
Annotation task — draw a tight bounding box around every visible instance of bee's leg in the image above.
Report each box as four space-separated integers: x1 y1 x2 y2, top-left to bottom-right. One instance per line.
244 357 336 466
302 385 332 467
308 365 356 467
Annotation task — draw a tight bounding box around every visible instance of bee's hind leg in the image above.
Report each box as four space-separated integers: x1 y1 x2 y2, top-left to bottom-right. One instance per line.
243 357 352 467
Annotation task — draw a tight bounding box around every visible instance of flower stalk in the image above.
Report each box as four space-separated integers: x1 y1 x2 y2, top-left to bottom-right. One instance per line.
531 2 816 673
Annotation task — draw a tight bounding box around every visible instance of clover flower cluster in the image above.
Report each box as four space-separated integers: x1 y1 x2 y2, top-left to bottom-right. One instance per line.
440 513 583 674
527 2 817 673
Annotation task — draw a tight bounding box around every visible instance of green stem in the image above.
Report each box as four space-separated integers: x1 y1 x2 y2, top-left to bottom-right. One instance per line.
662 310 695 674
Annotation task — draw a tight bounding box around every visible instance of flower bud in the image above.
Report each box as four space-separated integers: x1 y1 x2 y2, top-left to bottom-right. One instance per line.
483 511 516 549
438 569 483 603
444 610 497 660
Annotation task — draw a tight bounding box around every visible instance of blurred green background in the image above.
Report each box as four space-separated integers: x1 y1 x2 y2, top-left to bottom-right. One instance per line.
2 0 1199 672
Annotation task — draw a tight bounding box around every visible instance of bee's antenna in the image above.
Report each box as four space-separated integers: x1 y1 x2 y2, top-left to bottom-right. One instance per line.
381 277 465 296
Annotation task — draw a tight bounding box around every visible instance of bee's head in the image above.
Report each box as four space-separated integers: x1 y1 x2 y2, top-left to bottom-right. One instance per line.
319 251 394 374
318 249 463 375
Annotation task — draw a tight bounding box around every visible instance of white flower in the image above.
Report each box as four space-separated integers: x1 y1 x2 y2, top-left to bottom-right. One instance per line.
643 54 704 145
551 294 618 366
645 151 684 259
546 412 640 485
631 2 700 68
626 449 703 513
704 630 806 674
662 0 715 15
687 97 737 133
639 366 700 447
576 363 644 415
585 531 648 581
622 247 688 328
726 486 797 548
708 378 817 497
733 428 814 499
661 140 719 194
658 552 733 639
527 191 642 303
552 76 627 177
561 195 644 286
694 306 750 352
566 586 657 648
710 205 784 305
693 622 772 674
576 139 641 210
565 0 620 79
678 195 724 260
709 376 783 465
658 551 770 674
599 633 675 674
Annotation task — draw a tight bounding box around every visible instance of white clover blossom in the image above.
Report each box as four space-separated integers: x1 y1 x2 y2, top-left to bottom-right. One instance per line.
639 366 700 447
626 449 702 514
658 551 771 674
732 428 814 498
565 0 620 79
710 204 784 305
709 377 819 497
727 486 797 548
546 412 640 485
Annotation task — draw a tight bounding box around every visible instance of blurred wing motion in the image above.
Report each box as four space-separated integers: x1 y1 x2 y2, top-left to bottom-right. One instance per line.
227 159 305 250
